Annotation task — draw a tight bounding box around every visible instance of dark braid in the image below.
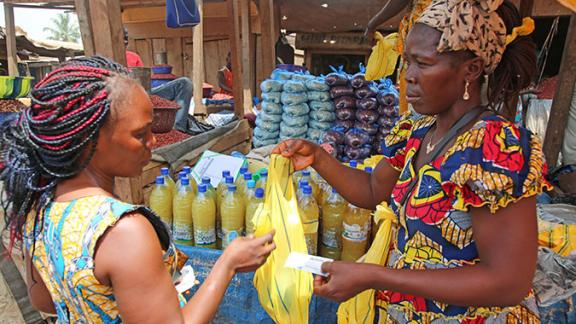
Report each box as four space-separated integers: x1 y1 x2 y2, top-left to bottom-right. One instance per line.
487 0 537 112
0 56 128 245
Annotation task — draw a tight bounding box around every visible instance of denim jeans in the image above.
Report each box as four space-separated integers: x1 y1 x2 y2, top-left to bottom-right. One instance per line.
151 77 193 130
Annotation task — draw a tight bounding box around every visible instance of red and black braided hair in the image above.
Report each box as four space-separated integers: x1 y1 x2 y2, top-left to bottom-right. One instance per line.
0 56 128 244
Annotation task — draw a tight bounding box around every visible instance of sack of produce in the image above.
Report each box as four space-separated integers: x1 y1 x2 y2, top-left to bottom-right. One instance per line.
345 128 371 148
261 79 284 93
256 117 281 132
307 128 324 142
307 91 331 102
309 101 335 112
376 79 400 106
325 66 349 87
378 116 398 129
308 119 333 131
305 78 330 92
357 97 378 110
254 127 280 140
253 136 278 148
354 121 379 136
330 86 355 99
356 109 379 124
281 92 308 105
355 84 379 99
259 111 282 123
334 119 355 130
283 80 307 93
283 103 310 117
321 127 346 145
351 67 367 89
345 144 372 160
271 69 293 81
262 101 283 115
335 107 356 121
334 96 356 110
280 133 307 141
280 123 308 137
291 73 315 82
378 126 392 137
262 91 282 104
282 114 309 127
375 132 389 142
378 104 399 118
310 110 336 122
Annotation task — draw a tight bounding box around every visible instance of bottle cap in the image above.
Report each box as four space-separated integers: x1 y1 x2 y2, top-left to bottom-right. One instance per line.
225 176 234 184
252 174 261 182
261 169 268 177
161 167 169 176
222 170 231 177
228 184 237 192
299 180 309 188
198 184 207 193
155 176 165 185
240 167 248 174
302 170 311 176
181 178 190 186
183 166 191 174
365 167 373 174
332 187 338 193
179 171 187 180
303 186 312 195
247 180 256 188
255 188 264 198
350 160 358 168
244 172 253 180
202 177 211 185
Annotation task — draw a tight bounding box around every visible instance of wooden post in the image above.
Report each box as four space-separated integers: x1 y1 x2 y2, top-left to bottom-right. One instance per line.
74 0 95 56
88 0 126 65
519 0 535 17
240 0 253 112
4 3 18 76
228 0 245 118
543 14 576 167
193 0 206 115
258 0 276 77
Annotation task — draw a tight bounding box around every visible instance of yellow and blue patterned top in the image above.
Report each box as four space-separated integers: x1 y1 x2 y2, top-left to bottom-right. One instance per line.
24 195 177 323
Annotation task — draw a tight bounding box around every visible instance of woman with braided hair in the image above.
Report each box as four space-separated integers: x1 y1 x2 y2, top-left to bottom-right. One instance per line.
0 56 275 323
275 0 551 322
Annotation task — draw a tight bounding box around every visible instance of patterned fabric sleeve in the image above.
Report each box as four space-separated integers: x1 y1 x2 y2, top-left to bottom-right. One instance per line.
446 119 553 214
381 112 416 171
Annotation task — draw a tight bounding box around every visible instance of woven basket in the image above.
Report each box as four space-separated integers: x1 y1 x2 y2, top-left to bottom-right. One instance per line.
152 107 179 133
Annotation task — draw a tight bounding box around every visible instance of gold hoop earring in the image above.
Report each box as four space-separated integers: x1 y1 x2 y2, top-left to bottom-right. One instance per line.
463 80 470 101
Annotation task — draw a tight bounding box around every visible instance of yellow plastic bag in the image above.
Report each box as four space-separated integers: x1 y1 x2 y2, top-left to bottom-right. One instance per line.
253 154 313 324
538 219 576 257
337 202 397 324
365 32 400 81
557 0 576 12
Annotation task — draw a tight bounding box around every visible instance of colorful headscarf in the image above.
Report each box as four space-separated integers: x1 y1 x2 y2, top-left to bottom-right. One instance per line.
417 0 507 74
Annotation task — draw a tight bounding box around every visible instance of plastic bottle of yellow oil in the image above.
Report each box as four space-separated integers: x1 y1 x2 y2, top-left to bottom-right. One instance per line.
341 203 370 261
149 176 173 232
192 184 217 249
220 184 245 248
245 180 257 204
172 177 195 246
299 186 319 255
320 188 346 260
182 166 198 194
245 187 264 236
300 170 321 203
160 167 176 194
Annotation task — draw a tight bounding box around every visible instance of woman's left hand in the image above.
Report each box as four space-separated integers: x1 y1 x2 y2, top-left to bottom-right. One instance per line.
313 261 369 302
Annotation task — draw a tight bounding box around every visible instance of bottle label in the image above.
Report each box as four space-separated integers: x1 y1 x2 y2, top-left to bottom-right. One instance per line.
222 228 243 248
321 229 339 248
342 222 368 242
173 223 193 241
195 229 216 246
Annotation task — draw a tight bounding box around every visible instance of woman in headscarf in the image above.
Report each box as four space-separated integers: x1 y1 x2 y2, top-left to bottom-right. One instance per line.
275 0 549 322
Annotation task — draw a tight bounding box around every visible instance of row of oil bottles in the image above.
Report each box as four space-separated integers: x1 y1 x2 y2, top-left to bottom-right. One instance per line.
149 160 375 261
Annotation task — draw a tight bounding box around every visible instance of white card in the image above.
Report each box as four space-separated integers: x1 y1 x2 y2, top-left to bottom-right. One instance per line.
284 252 333 277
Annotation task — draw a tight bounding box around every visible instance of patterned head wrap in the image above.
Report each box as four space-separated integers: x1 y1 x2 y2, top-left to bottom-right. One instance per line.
417 0 507 74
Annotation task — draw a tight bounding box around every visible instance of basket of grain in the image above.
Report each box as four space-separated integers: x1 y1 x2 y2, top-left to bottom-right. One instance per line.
150 95 180 134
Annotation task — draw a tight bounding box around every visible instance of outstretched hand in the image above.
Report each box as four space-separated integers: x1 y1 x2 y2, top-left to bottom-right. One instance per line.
272 139 319 171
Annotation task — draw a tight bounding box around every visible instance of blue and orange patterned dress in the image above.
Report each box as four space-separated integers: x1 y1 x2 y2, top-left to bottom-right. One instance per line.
24 195 181 323
376 113 552 323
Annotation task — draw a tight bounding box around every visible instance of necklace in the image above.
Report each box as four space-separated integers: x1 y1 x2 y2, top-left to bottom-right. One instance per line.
426 126 441 154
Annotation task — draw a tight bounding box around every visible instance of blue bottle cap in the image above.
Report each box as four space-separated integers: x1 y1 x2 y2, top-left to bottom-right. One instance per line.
255 188 264 198
332 187 338 193
299 180 309 188
350 160 358 168
261 169 268 177
365 167 373 174
225 176 234 184
222 170 231 177
181 178 190 186
240 167 248 174
179 171 187 180
155 176 164 185
198 184 207 193
202 177 211 185
161 167 169 176
183 166 191 173
302 170 311 176
244 172 252 180
303 186 312 195
228 184 237 192
247 180 256 188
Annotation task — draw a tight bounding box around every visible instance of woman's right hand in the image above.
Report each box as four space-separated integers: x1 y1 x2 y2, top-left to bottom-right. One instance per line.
272 139 320 171
221 231 276 273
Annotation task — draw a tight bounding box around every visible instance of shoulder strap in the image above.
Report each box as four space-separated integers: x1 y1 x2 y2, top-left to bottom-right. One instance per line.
399 107 484 206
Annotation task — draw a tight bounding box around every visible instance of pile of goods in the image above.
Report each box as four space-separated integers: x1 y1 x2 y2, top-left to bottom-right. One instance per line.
306 77 335 142
254 78 284 147
0 99 27 112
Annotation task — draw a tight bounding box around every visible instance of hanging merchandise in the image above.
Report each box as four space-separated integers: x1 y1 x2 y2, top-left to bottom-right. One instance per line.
252 155 313 324
365 32 400 81
166 0 200 28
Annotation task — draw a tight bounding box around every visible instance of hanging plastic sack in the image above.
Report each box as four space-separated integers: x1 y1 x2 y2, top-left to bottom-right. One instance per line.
337 203 396 324
166 0 200 28
365 32 400 81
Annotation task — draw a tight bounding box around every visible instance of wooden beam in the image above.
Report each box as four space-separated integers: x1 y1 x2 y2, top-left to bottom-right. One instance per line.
4 3 19 76
258 0 275 77
88 0 126 65
241 0 253 113
519 0 534 17
544 14 576 168
193 0 207 115
228 0 244 118
74 0 95 56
